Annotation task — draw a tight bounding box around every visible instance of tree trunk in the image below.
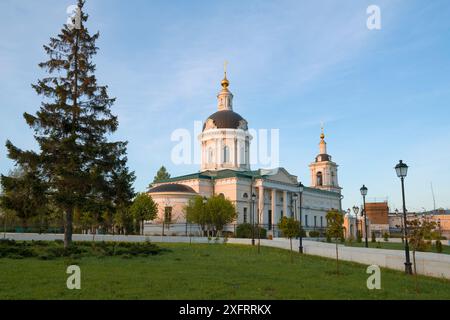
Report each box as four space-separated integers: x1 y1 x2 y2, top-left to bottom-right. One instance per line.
335 241 339 275
64 207 73 249
290 238 293 263
413 250 418 293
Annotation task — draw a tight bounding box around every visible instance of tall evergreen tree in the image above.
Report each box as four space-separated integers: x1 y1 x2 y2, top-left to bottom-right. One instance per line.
152 166 171 184
1 0 130 247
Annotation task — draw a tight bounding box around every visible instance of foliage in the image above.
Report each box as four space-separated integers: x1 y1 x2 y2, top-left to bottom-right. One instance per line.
0 167 48 227
278 216 300 263
205 195 236 235
383 232 389 242
235 223 266 239
185 195 236 236
435 240 443 253
309 230 320 238
0 239 164 260
278 216 300 239
407 217 439 292
185 196 208 233
1 1 132 248
326 210 345 274
356 231 362 243
408 218 437 254
130 193 158 235
152 166 171 184
371 232 376 243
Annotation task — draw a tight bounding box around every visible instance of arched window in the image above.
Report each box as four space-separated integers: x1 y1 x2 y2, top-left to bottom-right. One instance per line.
223 146 230 163
331 171 335 186
316 172 323 186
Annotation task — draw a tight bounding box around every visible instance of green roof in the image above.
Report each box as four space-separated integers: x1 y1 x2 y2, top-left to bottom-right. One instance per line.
155 169 340 197
156 169 266 184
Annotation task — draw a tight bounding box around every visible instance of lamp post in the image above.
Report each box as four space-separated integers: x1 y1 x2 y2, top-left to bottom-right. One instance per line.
360 185 368 248
352 206 360 240
395 160 413 275
251 193 256 246
202 197 207 239
297 183 304 253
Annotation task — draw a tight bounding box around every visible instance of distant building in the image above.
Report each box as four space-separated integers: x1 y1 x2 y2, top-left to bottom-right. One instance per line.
365 202 389 237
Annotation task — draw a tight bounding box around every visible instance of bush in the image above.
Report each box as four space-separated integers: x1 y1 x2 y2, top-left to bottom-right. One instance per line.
383 232 389 242
0 240 164 259
435 240 443 253
236 223 267 239
326 234 331 243
356 231 362 243
371 232 376 243
309 231 320 238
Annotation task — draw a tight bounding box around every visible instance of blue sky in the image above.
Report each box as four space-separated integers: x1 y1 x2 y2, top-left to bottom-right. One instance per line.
1 0 449 212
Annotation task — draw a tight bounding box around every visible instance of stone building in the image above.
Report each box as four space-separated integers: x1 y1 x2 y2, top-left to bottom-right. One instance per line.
146 73 342 236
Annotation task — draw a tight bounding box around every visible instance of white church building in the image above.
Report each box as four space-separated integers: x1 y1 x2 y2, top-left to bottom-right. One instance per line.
146 72 342 237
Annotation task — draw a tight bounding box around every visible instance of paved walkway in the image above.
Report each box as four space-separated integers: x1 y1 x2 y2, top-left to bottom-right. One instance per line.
3 233 450 279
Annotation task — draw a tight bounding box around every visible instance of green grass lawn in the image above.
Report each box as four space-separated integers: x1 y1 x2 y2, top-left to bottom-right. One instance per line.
0 243 449 300
344 241 450 254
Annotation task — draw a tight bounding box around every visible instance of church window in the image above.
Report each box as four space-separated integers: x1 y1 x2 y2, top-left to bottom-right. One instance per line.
331 171 335 186
223 146 230 163
320 216 323 227
243 208 248 223
316 172 323 186
305 215 309 227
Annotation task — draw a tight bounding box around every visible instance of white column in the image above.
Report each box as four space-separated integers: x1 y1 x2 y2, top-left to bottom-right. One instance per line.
258 185 264 228
271 189 277 228
283 191 288 218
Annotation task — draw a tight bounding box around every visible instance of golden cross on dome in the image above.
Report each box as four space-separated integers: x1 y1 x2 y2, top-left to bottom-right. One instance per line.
320 122 325 140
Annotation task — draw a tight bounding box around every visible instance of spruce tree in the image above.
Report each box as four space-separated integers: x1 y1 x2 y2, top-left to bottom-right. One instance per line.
152 166 171 184
2 0 131 247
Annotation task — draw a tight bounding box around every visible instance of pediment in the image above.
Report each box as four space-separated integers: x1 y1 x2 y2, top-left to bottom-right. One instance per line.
260 167 298 185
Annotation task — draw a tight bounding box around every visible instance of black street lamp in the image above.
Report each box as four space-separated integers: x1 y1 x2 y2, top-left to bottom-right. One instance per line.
296 183 304 253
352 205 360 239
293 192 301 253
251 193 256 246
360 185 368 248
395 160 413 275
202 197 207 239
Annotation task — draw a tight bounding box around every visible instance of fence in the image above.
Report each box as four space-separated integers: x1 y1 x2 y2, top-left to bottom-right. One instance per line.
0 221 328 239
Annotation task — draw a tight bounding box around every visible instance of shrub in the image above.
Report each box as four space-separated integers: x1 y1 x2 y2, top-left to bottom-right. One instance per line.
236 223 267 239
236 223 253 238
435 240 443 253
356 231 362 243
326 234 331 243
383 232 389 242
309 230 320 238
371 232 376 243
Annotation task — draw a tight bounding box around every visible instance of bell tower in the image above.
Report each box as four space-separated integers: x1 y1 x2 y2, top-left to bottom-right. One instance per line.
309 127 341 193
